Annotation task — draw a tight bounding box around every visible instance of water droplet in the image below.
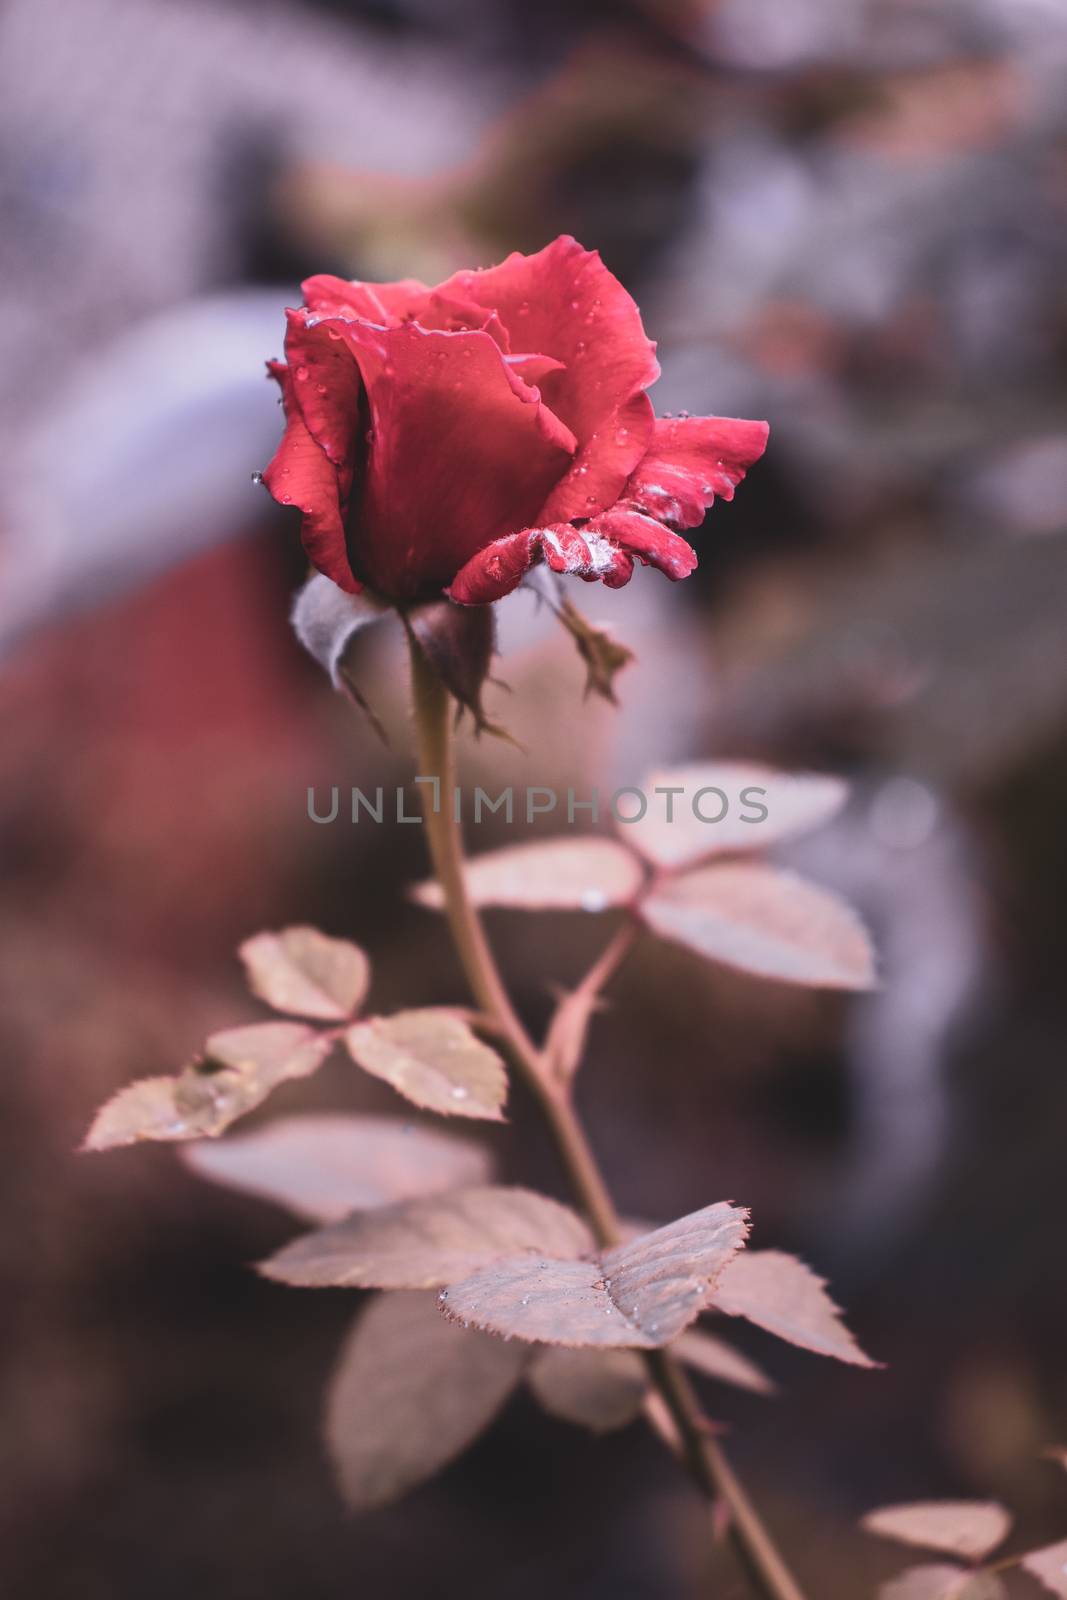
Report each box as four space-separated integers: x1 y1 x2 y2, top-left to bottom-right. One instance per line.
250 471 264 485
576 464 588 476
585 495 597 507
316 383 327 395
365 429 375 445
520 1296 530 1307
517 300 530 317
450 1084 470 1101
575 339 586 353
615 427 629 443
569 298 580 311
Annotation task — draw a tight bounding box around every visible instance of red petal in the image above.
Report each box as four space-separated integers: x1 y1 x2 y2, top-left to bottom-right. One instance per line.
301 273 430 326
328 319 575 600
433 237 659 450
505 352 567 387
592 506 698 581
263 362 361 593
447 530 539 605
282 311 364 469
625 415 769 529
539 391 655 522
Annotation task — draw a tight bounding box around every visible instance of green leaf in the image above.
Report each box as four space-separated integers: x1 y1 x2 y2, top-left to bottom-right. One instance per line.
440 1202 749 1349
345 1010 508 1121
239 926 370 1020
83 1022 332 1149
412 837 644 914
527 1347 648 1433
261 1185 594 1290
325 1293 526 1510
642 863 876 990
879 1567 1005 1600
673 1328 777 1395
628 761 847 870
862 1502 1011 1562
711 1250 877 1367
1022 1539 1067 1597
180 1113 493 1221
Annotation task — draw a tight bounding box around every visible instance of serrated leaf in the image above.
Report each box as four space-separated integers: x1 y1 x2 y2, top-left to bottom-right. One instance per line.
239 926 370 1021
405 599 498 734
179 1113 492 1221
880 1567 1005 1600
289 572 388 736
641 863 876 990
627 762 848 870
325 1292 526 1510
673 1328 777 1395
344 1010 508 1121
527 1347 648 1432
862 1503 1012 1562
412 837 644 914
261 1185 593 1289
441 1202 748 1349
711 1250 877 1366
83 1022 332 1149
1023 1540 1067 1597
557 595 634 703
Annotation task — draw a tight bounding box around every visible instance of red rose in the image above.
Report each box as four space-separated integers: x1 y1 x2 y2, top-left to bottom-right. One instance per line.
263 236 768 606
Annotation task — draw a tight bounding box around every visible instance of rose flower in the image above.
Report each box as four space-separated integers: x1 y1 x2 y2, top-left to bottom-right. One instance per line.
264 236 767 607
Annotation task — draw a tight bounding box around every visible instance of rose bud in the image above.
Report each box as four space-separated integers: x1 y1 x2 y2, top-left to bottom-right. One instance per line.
262 235 768 608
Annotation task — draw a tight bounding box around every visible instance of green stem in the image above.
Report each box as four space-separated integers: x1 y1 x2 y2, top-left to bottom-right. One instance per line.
408 634 808 1600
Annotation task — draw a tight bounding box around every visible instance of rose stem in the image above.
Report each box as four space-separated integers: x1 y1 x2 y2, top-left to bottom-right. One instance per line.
408 634 808 1600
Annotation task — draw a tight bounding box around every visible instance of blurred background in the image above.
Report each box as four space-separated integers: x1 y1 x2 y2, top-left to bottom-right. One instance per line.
2 0 1067 1595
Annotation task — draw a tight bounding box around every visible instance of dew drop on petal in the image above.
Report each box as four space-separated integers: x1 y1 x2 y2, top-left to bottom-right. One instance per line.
295 365 309 382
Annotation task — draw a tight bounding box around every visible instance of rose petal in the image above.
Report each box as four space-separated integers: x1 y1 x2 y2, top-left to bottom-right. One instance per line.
301 273 430 326
263 361 360 593
592 506 698 581
625 415 770 530
282 311 364 469
326 318 575 600
540 392 656 523
434 236 659 450
506 352 568 387
447 529 541 605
